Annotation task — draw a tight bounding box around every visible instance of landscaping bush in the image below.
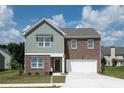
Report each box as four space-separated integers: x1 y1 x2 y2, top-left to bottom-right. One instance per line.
28 72 32 75
112 59 117 67
10 57 19 69
101 57 106 73
10 57 24 75
35 72 40 75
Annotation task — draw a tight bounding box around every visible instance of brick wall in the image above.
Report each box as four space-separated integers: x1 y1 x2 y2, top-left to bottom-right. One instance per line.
65 38 101 73
25 55 51 75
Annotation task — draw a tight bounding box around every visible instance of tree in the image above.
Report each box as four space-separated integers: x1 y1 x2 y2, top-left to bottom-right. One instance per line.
7 43 19 56
0 44 7 49
101 57 106 73
7 42 24 75
7 42 24 68
112 59 117 67
17 42 24 68
10 56 19 69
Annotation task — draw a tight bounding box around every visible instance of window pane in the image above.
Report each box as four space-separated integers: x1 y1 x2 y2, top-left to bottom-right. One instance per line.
89 43 93 46
38 58 44 68
45 42 50 47
38 58 43 62
89 44 93 48
45 37 50 42
32 58 37 67
39 42 44 46
36 36 52 48
38 63 43 67
72 44 76 48
72 40 76 44
88 39 93 43
72 45 76 48
71 39 77 49
32 63 37 67
88 39 94 49
37 37 43 42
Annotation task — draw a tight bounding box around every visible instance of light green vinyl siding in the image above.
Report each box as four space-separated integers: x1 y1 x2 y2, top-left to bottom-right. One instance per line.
25 23 64 53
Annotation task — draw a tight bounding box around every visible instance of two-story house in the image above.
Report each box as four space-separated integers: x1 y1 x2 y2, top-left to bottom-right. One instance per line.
23 18 101 75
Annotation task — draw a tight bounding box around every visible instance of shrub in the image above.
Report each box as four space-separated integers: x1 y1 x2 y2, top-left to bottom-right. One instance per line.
112 59 117 67
35 72 40 75
10 57 24 75
10 57 19 69
101 57 106 73
101 57 106 66
28 72 32 75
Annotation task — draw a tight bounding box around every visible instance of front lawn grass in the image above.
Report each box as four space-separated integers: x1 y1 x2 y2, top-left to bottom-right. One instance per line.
0 70 65 84
103 66 124 79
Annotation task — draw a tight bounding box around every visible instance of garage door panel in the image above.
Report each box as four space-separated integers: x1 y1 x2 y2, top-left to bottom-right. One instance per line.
66 59 97 73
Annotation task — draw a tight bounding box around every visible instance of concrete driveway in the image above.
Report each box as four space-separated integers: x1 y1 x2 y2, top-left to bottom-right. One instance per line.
62 72 124 88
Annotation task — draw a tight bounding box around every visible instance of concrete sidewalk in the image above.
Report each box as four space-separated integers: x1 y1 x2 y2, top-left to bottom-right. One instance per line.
0 83 64 87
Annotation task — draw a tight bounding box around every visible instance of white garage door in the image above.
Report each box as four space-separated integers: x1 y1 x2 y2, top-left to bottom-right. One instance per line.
66 59 97 72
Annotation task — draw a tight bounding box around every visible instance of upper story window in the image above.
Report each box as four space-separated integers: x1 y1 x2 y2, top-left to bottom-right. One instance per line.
87 39 94 49
36 35 52 48
71 39 77 49
31 57 44 68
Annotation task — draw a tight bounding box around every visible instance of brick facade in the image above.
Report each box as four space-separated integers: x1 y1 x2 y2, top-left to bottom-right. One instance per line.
25 55 51 75
65 38 101 73
24 38 101 74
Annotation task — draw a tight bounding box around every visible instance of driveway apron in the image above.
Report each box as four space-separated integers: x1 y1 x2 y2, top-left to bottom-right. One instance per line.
62 72 124 88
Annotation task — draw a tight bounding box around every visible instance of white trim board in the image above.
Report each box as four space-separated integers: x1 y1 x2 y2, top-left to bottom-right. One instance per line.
66 59 97 62
25 53 64 57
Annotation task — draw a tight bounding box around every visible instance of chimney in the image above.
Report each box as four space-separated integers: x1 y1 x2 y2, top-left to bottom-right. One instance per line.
111 46 115 58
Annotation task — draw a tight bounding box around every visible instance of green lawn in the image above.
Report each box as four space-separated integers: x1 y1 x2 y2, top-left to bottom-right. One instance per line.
103 66 124 79
0 70 65 84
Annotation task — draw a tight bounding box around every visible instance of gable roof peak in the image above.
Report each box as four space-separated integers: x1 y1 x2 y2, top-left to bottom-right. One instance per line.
0 48 11 56
22 18 66 36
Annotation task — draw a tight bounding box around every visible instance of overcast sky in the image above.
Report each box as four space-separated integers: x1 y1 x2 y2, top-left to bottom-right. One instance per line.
0 5 124 46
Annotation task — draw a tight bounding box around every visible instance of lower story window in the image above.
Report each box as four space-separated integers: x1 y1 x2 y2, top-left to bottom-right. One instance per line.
31 57 44 68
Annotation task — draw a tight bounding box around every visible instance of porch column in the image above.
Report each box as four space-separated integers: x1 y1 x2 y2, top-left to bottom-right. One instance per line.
62 56 65 73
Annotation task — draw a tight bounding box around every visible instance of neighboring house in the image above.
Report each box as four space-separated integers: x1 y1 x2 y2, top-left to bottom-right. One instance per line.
102 47 124 66
23 18 101 75
0 48 11 70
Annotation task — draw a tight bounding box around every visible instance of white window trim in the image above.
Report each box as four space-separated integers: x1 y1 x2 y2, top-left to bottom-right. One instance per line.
37 36 51 48
37 42 51 48
87 39 94 49
31 58 44 69
71 39 77 49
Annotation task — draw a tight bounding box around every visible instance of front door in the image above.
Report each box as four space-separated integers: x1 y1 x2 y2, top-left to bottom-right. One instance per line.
54 58 61 72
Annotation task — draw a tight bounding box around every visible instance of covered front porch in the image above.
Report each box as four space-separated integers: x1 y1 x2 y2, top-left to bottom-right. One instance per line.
50 53 65 74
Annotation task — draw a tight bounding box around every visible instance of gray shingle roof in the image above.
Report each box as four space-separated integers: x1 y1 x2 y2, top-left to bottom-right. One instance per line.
102 47 124 56
102 47 111 56
0 48 11 56
60 28 100 38
115 47 124 56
